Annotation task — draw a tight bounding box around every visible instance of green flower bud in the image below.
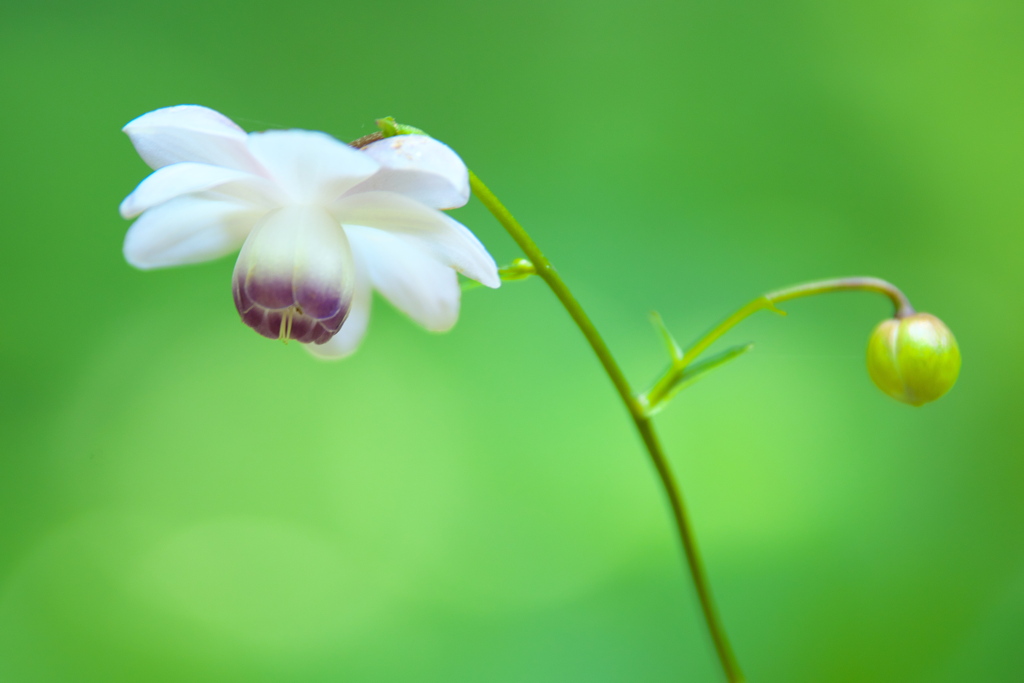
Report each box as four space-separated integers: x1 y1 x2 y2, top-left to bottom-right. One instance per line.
866 313 961 406
498 258 536 281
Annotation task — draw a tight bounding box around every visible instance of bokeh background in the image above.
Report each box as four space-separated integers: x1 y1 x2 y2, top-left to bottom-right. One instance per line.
2 1 1022 681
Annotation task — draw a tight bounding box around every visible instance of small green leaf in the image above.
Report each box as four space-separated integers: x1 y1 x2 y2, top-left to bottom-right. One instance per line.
645 343 754 415
650 311 683 362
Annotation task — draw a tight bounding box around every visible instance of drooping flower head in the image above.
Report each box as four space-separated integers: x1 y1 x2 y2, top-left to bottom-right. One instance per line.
120 105 499 357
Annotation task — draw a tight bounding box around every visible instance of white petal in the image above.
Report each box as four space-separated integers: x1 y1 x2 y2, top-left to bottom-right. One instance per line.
349 135 470 209
123 105 265 173
305 267 372 359
332 191 499 288
246 130 380 205
124 195 263 269
119 162 273 218
346 226 460 332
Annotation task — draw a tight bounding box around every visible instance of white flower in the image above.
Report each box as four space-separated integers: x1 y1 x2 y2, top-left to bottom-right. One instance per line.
120 105 499 358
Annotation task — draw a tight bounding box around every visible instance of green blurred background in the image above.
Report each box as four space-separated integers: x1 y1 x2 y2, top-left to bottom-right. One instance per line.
2 0 1022 681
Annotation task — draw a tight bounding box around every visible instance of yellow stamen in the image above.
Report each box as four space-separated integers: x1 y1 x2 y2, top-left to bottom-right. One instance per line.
279 308 294 345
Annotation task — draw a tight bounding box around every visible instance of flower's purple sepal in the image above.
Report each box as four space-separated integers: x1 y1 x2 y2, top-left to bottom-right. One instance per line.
231 206 355 345
232 277 349 344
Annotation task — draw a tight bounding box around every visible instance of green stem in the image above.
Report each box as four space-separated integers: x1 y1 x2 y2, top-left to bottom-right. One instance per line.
768 277 914 317
643 277 914 409
469 171 744 683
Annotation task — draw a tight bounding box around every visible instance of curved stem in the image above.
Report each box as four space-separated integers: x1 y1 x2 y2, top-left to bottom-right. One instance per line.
468 173 636 418
469 171 744 683
643 277 914 409
768 277 914 319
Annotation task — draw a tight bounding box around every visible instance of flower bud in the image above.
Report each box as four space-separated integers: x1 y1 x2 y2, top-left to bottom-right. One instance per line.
866 313 961 406
498 258 536 281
